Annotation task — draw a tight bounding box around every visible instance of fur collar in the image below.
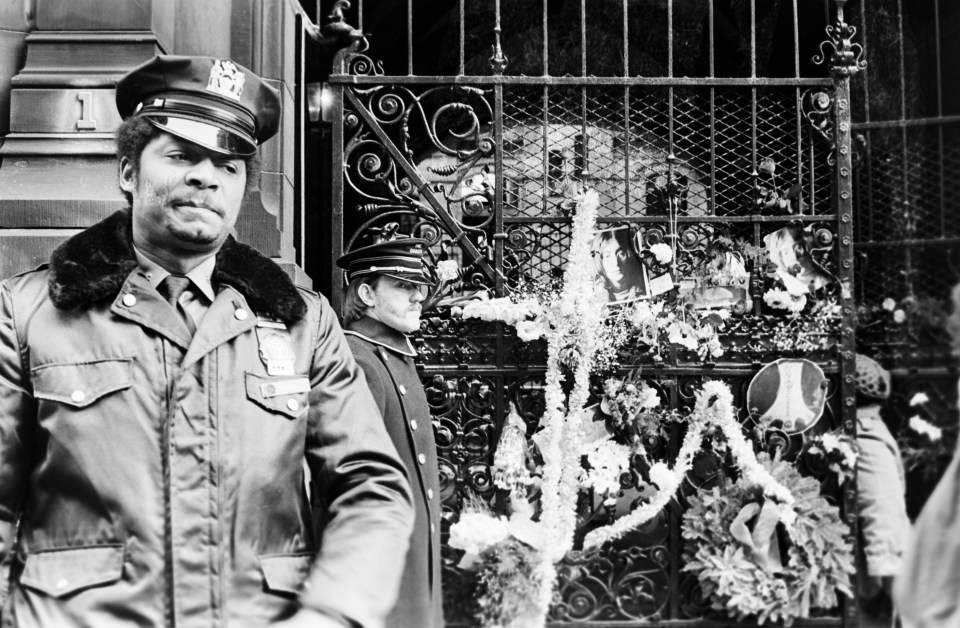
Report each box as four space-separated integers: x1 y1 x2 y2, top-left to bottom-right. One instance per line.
48 209 307 323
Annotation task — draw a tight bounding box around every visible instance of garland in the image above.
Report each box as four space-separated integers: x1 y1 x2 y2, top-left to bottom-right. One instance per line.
681 455 855 625
583 380 794 549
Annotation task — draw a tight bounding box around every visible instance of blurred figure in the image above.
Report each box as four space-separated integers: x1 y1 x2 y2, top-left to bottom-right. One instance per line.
594 228 647 304
894 284 960 628
855 354 910 626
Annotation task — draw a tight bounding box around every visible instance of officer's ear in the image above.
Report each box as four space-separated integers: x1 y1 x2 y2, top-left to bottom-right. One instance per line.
357 281 377 308
119 156 137 194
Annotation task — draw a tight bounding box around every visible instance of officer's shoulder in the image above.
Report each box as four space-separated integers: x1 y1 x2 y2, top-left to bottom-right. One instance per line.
2 263 51 292
293 286 332 311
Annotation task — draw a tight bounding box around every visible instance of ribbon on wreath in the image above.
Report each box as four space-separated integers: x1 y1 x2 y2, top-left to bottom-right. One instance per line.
730 499 785 574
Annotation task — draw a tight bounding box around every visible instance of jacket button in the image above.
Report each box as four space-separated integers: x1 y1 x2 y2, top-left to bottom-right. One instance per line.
70 390 85 403
431 523 436 535
55 578 68 591
410 420 418 431
417 453 426 465
286 399 300 411
398 384 407 395
234 308 248 321
427 488 434 500
122 294 137 307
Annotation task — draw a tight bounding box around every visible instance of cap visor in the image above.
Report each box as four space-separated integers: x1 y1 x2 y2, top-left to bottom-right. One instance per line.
144 116 256 157
361 271 433 285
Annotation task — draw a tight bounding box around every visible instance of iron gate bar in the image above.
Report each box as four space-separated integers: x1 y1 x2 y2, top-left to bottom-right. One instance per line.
856 238 960 248
342 87 496 281
502 216 839 225
852 115 960 129
329 76 834 87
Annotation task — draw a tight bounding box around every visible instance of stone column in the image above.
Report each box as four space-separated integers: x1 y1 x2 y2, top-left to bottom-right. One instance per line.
0 0 161 279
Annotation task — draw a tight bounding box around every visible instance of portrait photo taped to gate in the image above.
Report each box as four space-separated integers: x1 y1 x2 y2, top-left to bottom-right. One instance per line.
592 226 650 305
0 54 413 628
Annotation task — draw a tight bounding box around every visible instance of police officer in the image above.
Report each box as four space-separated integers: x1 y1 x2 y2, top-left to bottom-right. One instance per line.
337 238 444 628
0 55 413 628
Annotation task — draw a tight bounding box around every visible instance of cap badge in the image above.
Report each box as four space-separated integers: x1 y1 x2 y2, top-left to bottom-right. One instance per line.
207 60 245 101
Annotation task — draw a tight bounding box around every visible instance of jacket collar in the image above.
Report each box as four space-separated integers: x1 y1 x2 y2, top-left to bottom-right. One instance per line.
48 208 307 323
344 316 417 357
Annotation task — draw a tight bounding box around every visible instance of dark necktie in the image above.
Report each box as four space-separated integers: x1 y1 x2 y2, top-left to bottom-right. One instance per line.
158 275 197 335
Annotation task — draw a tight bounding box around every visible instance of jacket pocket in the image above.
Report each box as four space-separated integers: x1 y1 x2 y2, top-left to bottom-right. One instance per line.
245 372 309 420
20 544 124 598
258 552 313 596
32 358 132 408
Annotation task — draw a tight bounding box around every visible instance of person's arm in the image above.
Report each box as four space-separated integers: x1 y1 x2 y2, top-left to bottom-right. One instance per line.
296 296 413 628
0 282 36 615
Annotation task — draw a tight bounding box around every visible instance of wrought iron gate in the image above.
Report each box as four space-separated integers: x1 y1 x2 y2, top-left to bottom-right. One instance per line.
317 0 869 625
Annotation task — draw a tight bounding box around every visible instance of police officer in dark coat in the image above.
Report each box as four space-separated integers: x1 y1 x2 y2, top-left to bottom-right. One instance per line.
337 239 444 628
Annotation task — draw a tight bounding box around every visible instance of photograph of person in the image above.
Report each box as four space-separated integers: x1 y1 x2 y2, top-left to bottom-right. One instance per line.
592 226 650 304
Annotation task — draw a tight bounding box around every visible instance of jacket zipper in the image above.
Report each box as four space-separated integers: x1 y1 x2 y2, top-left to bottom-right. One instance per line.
162 341 176 627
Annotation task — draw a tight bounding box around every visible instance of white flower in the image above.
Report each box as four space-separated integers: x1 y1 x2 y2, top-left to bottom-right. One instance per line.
909 415 943 442
882 297 897 311
763 288 789 310
580 440 632 503
650 243 673 264
448 512 511 555
910 392 930 406
437 260 459 282
763 288 806 314
667 321 698 350
893 309 906 324
515 319 544 342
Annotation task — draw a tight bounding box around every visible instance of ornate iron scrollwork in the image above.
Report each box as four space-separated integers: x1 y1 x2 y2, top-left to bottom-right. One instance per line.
812 0 867 77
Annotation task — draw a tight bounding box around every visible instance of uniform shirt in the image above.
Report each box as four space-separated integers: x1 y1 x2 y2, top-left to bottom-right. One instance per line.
133 247 216 326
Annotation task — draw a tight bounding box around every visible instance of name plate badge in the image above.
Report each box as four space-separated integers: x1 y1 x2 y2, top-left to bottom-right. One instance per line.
260 377 310 399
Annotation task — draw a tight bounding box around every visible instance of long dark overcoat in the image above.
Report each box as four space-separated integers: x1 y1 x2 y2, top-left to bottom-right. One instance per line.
345 317 444 628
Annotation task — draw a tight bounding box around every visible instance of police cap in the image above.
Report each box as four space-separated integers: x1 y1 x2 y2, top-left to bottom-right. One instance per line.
337 238 433 285
116 55 280 158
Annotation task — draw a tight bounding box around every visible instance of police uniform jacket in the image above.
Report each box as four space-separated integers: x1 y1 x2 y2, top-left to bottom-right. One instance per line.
344 317 443 628
0 209 414 628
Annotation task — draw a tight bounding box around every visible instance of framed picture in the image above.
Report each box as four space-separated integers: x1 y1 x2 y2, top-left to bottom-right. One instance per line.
746 358 829 434
592 226 650 305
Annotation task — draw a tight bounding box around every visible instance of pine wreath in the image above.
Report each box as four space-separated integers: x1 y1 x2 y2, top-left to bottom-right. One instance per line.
681 454 855 625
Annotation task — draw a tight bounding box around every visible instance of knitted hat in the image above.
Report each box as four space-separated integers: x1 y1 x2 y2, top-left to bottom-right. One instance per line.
855 354 891 400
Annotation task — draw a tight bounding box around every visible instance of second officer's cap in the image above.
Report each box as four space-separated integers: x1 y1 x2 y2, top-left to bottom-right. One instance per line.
116 54 280 157
336 238 433 285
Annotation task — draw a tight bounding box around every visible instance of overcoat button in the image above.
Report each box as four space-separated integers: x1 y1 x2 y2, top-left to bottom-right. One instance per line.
418 453 426 465
286 399 300 411
431 523 436 534
398 384 407 395
427 488 434 500
410 420 418 430
234 309 249 321
70 390 85 403
122 294 137 307
55 578 69 591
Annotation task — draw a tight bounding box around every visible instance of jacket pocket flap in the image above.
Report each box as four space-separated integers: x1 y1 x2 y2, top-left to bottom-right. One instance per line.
259 553 312 595
245 372 309 419
21 544 124 598
32 359 132 408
